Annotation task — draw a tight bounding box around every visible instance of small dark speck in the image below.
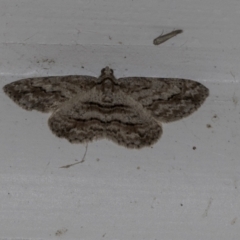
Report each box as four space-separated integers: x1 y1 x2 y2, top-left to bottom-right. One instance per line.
81 66 84 69
124 56 126 59
211 114 218 122
137 166 140 170
206 124 212 128
55 228 68 236
193 146 196 150
231 217 237 225
180 203 183 206
96 158 100 162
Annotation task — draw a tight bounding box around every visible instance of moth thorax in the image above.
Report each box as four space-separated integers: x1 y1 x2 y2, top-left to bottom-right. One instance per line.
101 79 115 103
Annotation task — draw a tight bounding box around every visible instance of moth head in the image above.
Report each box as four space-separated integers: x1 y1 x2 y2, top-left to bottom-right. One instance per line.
99 67 116 84
100 67 114 77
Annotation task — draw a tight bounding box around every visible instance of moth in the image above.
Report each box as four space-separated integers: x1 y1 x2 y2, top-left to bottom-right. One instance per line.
3 67 209 148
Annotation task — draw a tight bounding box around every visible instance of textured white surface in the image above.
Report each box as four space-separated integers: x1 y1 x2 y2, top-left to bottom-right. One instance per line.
0 0 240 239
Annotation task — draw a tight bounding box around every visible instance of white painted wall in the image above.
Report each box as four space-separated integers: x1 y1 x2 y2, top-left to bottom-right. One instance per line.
0 0 239 239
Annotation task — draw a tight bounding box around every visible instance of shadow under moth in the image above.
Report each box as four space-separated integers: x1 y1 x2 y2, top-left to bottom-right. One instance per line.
3 67 209 148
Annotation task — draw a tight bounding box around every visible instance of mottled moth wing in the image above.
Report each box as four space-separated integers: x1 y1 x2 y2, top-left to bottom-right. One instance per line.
118 77 209 122
48 86 162 149
3 76 97 112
